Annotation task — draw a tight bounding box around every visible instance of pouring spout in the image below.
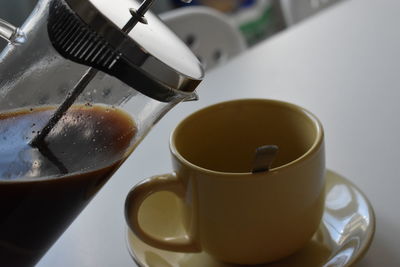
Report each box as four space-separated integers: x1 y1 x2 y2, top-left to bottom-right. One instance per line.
183 91 199 102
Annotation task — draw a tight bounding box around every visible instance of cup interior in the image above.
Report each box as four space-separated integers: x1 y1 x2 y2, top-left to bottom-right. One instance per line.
172 99 321 173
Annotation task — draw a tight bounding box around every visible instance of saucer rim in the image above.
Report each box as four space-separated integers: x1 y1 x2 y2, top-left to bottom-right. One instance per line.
126 169 376 267
329 170 376 267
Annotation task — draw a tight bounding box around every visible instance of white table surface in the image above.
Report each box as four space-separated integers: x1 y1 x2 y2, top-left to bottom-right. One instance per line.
38 0 400 266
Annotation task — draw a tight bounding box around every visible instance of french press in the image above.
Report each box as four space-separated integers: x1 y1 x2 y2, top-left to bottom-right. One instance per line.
0 0 203 265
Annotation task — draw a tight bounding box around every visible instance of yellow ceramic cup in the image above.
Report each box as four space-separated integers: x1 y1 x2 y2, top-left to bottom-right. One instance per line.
125 99 325 265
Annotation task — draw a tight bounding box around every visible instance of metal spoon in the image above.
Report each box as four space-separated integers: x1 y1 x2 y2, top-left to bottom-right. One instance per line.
252 145 279 173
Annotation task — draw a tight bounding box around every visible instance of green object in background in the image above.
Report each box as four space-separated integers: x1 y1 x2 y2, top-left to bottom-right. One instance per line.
170 0 286 46
239 5 273 45
231 1 286 46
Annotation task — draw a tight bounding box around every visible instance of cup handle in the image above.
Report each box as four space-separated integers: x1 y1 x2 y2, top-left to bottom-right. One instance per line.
125 173 200 253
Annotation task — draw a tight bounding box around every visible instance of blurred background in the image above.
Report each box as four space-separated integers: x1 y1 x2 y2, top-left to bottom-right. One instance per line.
0 0 346 69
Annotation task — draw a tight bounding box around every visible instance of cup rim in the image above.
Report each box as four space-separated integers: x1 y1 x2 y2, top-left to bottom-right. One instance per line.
170 98 324 176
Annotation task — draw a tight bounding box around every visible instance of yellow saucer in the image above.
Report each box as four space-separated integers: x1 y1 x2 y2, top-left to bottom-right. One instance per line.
126 170 375 267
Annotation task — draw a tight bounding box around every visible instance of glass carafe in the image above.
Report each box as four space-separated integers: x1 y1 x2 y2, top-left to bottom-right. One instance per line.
0 0 203 265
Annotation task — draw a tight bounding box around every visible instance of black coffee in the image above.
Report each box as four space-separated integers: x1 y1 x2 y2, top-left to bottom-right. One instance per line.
0 105 136 266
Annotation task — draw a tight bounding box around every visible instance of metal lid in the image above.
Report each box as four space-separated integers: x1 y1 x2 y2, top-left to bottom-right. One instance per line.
49 0 204 102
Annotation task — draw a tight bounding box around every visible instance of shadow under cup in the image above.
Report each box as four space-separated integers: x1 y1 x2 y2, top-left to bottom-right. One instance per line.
173 99 320 173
